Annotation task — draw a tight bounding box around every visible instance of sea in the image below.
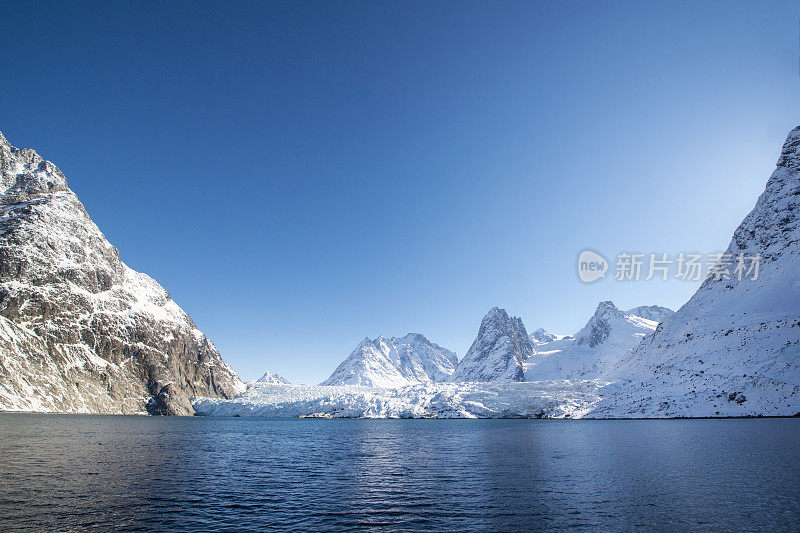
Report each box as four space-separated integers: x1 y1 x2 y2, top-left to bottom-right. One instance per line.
1 414 798 531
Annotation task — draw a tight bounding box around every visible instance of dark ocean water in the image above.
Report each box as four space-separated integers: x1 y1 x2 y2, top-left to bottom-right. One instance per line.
0 414 798 532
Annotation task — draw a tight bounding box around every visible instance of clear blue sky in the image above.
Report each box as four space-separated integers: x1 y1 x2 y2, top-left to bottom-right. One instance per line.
1 1 799 383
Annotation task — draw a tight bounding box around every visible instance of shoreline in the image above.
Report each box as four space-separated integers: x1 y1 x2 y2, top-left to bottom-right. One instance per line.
2 410 799 420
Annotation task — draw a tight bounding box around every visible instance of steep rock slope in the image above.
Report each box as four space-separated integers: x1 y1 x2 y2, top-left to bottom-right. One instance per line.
0 131 243 415
525 302 658 380
450 307 533 382
321 333 458 387
597 127 800 417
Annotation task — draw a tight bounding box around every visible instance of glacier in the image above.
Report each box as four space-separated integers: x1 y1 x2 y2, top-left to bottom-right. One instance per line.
193 380 607 419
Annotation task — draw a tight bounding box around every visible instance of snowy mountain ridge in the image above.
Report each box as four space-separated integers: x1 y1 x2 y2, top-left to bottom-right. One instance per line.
4 126 799 419
524 301 662 380
529 328 572 345
321 333 458 387
193 128 800 418
625 305 675 323
256 371 291 385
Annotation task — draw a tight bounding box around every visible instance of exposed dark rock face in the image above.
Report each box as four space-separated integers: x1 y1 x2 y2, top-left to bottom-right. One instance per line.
575 301 621 349
147 383 195 416
0 131 244 415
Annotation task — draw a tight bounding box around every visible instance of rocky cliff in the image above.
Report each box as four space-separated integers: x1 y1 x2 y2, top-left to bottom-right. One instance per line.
0 131 244 415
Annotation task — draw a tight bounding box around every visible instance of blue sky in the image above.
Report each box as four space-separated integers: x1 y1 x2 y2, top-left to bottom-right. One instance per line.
2 1 799 383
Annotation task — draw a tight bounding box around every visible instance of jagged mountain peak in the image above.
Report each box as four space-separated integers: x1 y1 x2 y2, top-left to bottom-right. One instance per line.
575 301 633 348
321 332 458 387
530 328 572 345
531 328 556 344
450 307 532 382
525 300 658 380
482 306 509 323
591 300 625 320
0 131 68 202
397 332 429 343
476 306 526 336
256 371 291 385
777 125 800 170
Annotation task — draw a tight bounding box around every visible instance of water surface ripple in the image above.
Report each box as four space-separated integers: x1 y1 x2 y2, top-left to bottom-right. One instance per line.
0 414 798 531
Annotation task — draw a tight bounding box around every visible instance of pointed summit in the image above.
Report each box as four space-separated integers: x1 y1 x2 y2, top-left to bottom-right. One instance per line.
256 371 291 385
776 125 800 170
525 301 659 380
575 301 627 348
321 333 458 387
0 131 68 202
450 307 532 382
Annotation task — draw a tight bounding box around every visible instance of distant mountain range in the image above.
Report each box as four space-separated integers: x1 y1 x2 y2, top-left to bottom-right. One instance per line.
256 371 291 385
317 302 672 387
291 127 798 417
2 126 799 418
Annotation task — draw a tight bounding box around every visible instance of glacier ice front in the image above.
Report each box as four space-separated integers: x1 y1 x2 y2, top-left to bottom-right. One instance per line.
193 381 608 419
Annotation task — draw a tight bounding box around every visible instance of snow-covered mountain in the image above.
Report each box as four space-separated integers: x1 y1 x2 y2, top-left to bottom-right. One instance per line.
321 333 458 387
598 127 800 418
256 371 291 384
450 307 533 382
626 305 674 323
525 301 659 380
529 328 572 345
0 131 244 415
